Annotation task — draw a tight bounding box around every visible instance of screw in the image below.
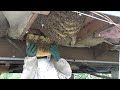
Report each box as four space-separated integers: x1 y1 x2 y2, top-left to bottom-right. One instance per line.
12 56 15 58
42 24 44 28
98 34 101 37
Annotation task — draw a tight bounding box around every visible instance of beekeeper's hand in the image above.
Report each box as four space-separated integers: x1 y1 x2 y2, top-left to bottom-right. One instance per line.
50 44 60 62
26 42 37 57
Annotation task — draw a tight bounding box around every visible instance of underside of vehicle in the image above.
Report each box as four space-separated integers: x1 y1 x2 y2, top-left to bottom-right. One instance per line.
0 11 119 79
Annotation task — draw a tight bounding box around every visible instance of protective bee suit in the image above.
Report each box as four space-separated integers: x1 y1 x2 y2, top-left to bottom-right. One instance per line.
21 43 72 79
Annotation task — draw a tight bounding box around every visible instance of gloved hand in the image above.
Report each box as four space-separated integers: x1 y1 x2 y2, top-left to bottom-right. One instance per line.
50 44 60 62
26 42 37 57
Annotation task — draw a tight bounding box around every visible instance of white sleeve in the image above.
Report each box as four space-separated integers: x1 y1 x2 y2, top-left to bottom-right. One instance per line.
53 58 72 79
21 56 38 79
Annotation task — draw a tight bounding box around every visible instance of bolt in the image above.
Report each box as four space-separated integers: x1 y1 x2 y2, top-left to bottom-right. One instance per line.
26 31 28 34
12 56 15 58
79 13 82 16
98 34 101 37
42 24 44 28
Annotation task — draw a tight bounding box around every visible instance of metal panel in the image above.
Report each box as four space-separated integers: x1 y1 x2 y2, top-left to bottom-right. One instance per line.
0 38 26 58
0 38 119 63
77 15 120 40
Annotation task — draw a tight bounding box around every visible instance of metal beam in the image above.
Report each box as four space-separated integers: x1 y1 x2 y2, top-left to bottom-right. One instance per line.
0 38 119 63
0 57 24 61
93 42 114 58
59 46 119 63
18 13 39 40
32 11 50 15
0 38 26 58
0 66 9 73
77 15 120 40
95 26 120 45
118 50 120 79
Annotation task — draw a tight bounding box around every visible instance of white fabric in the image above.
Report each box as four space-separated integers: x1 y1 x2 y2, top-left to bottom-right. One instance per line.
21 56 72 79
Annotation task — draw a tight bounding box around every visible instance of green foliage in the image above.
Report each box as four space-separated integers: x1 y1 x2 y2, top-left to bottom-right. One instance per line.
0 73 111 79
0 73 21 79
73 73 111 79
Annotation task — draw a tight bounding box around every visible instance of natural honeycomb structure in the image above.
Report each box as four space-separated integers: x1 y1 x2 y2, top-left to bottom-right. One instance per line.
31 11 87 46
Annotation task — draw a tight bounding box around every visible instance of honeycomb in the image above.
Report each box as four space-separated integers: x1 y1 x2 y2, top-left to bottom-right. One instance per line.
31 11 87 46
26 34 53 51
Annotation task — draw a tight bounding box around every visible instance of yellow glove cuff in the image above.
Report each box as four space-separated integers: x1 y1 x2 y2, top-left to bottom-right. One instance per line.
36 49 51 57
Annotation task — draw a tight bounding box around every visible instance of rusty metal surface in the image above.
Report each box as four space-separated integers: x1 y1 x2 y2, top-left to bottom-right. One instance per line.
59 46 94 60
0 66 9 73
93 42 114 58
81 12 95 26
75 37 106 47
59 46 119 62
96 51 119 62
0 12 10 37
69 61 118 73
0 38 119 62
0 38 119 73
18 13 39 40
95 26 120 45
32 11 50 15
77 15 120 40
0 38 26 58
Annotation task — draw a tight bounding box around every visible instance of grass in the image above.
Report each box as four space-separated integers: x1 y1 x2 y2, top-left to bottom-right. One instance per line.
73 73 112 79
0 73 21 79
0 73 111 79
